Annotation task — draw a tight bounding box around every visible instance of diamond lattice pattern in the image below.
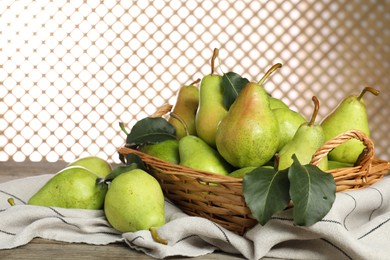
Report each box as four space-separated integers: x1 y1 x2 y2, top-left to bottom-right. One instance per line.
1 0 389 163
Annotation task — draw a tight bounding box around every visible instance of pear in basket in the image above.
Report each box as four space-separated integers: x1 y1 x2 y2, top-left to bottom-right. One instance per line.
195 48 228 148
321 86 380 164
327 160 353 170
278 96 328 171
269 96 289 109
179 135 232 175
28 166 108 209
215 64 282 168
272 106 306 152
139 139 180 164
67 155 112 178
104 169 165 233
228 166 257 178
228 164 276 178
168 78 200 140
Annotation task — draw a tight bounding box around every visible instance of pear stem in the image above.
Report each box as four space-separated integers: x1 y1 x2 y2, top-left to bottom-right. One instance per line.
150 104 173 118
258 63 282 86
274 153 280 171
189 78 201 86
210 48 219 75
7 198 16 206
150 227 168 245
309 96 320 127
96 177 106 187
169 112 189 136
357 86 380 100
119 122 129 135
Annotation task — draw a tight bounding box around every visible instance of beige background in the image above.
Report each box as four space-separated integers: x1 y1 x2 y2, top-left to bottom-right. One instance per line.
0 0 389 163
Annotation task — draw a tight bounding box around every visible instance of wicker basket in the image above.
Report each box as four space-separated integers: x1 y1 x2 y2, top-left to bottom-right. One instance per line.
117 129 390 235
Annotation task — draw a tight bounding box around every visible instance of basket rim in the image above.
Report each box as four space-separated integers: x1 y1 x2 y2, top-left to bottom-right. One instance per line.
310 129 374 170
117 130 390 191
118 146 243 183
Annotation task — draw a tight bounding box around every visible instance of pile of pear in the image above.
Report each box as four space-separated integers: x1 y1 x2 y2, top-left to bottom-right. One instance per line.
141 49 380 178
26 156 166 233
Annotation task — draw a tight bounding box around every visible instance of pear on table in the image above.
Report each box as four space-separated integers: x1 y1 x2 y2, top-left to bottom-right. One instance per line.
278 96 328 171
195 48 228 148
321 86 380 164
215 63 282 168
28 166 108 209
68 156 112 178
104 169 165 233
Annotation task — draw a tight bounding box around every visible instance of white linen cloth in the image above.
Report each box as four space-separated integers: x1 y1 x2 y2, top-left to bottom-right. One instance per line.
1 173 390 259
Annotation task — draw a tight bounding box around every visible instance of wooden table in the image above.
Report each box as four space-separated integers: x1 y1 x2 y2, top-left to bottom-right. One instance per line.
0 161 245 260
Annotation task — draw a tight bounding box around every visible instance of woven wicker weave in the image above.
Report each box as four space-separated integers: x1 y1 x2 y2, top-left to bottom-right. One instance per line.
117 129 390 235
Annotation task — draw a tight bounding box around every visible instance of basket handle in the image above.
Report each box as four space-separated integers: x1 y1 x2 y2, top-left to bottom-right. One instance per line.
310 129 375 172
149 104 173 118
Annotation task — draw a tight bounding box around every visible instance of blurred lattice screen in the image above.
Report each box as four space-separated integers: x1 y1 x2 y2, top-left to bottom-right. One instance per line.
0 0 389 163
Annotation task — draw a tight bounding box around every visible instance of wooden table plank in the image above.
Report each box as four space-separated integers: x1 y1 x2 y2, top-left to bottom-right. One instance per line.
0 161 245 259
0 239 152 259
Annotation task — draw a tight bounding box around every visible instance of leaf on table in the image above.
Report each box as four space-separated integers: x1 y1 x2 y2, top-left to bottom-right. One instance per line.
221 72 249 109
288 154 336 226
243 167 290 225
125 117 176 147
105 153 147 183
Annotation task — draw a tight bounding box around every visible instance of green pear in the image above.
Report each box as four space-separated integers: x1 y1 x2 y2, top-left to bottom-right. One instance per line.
68 156 112 178
28 166 107 209
195 48 228 147
228 167 256 178
229 164 275 178
273 107 306 151
139 139 180 164
269 97 289 109
104 169 165 233
215 64 282 168
328 160 354 170
168 79 200 139
321 87 380 164
179 135 232 175
278 96 328 171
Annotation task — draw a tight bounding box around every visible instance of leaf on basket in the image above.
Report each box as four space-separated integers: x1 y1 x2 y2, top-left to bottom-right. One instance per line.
125 117 176 147
243 167 290 225
221 72 249 109
288 154 336 226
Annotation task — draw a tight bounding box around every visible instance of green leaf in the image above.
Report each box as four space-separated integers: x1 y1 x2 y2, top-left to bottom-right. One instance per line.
106 153 147 182
119 153 147 168
221 72 249 109
288 154 336 226
119 122 129 135
104 165 138 182
125 117 176 147
243 167 290 225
